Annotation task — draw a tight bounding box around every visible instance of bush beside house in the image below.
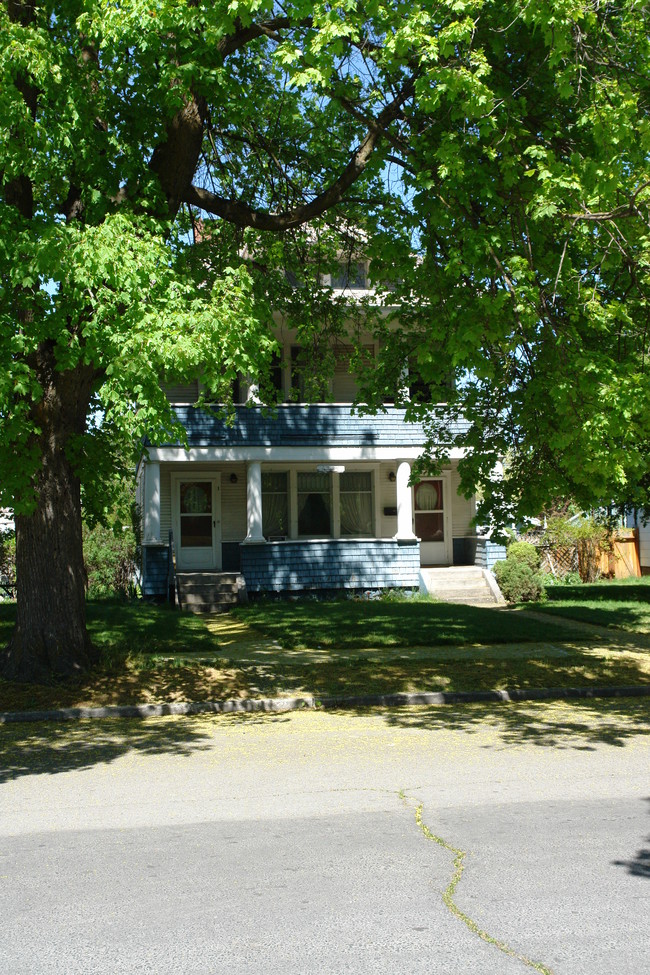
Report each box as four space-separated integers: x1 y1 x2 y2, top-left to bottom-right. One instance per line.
494 541 545 602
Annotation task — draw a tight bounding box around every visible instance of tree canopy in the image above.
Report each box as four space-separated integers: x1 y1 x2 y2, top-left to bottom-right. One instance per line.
1 0 650 678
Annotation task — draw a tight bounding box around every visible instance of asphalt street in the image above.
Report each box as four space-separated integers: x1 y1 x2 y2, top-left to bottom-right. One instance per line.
1 700 648 974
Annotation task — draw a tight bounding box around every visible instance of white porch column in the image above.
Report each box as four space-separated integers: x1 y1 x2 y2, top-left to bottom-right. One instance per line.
244 461 265 542
143 461 161 543
395 460 416 539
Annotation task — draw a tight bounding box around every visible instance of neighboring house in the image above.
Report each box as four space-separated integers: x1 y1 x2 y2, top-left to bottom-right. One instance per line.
626 510 650 574
137 272 504 600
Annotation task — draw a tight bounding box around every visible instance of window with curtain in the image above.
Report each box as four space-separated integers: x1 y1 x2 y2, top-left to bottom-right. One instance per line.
297 472 331 536
414 480 444 541
340 471 373 536
262 472 288 539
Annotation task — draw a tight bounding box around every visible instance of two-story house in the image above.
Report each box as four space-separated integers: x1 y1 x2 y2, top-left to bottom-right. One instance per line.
136 267 505 607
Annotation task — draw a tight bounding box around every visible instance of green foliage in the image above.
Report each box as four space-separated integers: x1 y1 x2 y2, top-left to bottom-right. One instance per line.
3 1 650 531
82 505 139 599
504 541 540 571
83 524 136 599
495 560 544 604
495 542 545 603
361 0 650 529
0 531 15 586
541 570 582 587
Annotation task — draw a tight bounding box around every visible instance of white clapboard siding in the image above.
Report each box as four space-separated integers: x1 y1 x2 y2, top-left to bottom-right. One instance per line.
379 463 398 537
638 522 650 568
220 467 247 542
451 467 475 536
332 345 373 403
160 469 172 539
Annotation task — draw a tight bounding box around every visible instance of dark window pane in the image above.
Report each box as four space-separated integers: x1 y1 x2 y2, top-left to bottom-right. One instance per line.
415 512 444 542
298 472 331 535
181 515 212 547
263 472 289 538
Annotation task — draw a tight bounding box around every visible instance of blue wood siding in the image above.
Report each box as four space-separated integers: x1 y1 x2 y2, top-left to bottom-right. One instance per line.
142 545 169 597
241 539 420 592
474 538 507 570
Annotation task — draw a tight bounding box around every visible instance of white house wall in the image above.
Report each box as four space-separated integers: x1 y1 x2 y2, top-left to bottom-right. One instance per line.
638 521 650 569
451 467 475 537
154 460 471 546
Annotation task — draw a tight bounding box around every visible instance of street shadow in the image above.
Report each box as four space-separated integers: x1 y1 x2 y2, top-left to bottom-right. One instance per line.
0 717 215 784
612 798 650 878
339 697 650 750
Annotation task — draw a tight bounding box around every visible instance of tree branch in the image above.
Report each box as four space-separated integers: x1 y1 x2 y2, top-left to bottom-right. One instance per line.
183 76 416 230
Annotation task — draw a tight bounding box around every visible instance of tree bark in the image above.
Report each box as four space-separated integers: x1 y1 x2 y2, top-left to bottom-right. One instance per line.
1 358 98 682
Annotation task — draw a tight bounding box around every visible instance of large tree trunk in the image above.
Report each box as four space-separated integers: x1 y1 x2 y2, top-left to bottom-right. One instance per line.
1 358 99 682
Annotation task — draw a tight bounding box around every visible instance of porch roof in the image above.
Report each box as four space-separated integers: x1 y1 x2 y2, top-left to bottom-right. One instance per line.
160 405 468 449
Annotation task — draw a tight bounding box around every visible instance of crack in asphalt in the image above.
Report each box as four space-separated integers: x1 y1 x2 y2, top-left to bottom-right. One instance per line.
401 792 555 975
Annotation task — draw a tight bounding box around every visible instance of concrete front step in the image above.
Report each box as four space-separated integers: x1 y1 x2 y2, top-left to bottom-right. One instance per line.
178 582 239 595
175 572 244 613
425 578 493 591
433 586 492 598
436 593 497 606
420 567 503 605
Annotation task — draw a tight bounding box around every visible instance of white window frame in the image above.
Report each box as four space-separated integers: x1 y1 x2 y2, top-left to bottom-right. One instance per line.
264 464 379 540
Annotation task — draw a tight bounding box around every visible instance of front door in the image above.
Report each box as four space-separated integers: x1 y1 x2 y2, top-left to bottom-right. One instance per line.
414 477 451 566
174 476 221 571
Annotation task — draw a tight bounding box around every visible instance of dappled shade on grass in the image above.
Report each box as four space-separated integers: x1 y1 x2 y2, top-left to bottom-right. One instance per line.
1 596 649 714
232 598 584 650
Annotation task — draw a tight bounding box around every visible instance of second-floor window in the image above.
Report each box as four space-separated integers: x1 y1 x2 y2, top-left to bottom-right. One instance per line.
330 263 367 290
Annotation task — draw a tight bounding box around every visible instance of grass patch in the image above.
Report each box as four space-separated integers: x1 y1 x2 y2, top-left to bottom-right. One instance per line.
0 595 649 715
525 579 650 634
231 597 583 649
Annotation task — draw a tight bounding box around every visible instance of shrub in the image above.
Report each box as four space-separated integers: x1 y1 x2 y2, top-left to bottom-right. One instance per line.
494 559 544 603
0 531 16 588
505 540 541 570
541 516 609 582
83 519 138 599
495 541 545 602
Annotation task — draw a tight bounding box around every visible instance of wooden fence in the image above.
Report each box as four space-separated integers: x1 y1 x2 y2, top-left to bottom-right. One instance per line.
535 528 640 580
598 528 641 579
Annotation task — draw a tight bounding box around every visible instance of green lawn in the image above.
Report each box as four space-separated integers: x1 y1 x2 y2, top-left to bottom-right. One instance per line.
528 579 650 633
0 600 222 656
0 591 648 714
231 596 583 649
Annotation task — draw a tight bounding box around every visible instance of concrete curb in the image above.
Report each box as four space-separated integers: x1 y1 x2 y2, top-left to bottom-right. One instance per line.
1 684 649 724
